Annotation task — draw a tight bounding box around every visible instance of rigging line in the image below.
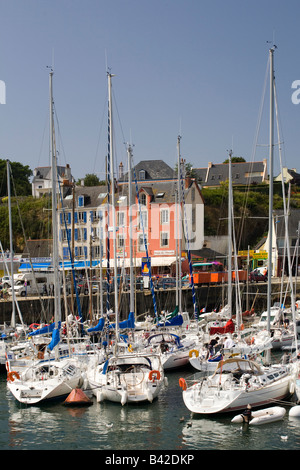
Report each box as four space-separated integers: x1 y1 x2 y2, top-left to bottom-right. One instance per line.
111 87 128 175
36 109 49 168
273 83 287 167
53 104 68 167
236 56 270 250
9 162 48 322
92 91 108 175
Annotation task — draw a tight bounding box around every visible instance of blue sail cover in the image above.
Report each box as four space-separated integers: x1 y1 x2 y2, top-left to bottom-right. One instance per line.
157 315 183 327
87 317 105 333
109 311 135 330
102 359 109 374
28 322 61 337
47 328 60 351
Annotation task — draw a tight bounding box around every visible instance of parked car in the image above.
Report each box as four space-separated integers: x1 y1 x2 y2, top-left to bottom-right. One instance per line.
1 275 12 288
154 277 177 290
249 268 268 283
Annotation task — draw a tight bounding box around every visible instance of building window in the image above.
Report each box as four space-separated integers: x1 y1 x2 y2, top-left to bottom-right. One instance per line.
139 209 147 229
94 245 101 257
139 170 146 180
160 208 169 224
78 195 84 207
117 234 125 249
91 210 99 222
78 211 86 223
75 228 87 241
140 193 146 206
61 229 67 241
192 207 196 232
138 234 147 252
160 231 169 247
117 211 125 228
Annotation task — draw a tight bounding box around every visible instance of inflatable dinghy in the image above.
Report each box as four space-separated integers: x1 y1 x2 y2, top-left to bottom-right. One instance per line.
231 406 286 426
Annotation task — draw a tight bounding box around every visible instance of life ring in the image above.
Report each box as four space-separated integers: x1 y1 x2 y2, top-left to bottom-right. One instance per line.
7 371 20 382
149 370 161 381
179 377 187 391
189 349 199 358
128 344 133 353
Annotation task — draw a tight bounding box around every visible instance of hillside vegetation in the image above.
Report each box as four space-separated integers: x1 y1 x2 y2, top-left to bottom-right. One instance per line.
202 182 300 251
0 195 52 252
1 181 300 254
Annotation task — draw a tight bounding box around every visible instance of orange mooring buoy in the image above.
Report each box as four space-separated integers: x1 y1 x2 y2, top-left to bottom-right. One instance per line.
64 388 93 406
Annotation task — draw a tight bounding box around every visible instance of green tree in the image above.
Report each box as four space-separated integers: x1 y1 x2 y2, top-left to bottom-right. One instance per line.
0 159 32 197
223 156 246 164
77 173 106 186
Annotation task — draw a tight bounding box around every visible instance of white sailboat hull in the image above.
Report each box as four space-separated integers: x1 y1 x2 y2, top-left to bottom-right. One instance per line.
189 356 221 373
88 354 165 405
161 348 192 370
89 377 163 404
182 374 291 414
181 358 293 415
7 359 84 405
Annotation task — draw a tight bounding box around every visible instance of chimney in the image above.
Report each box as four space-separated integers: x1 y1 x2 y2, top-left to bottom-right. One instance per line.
119 162 124 179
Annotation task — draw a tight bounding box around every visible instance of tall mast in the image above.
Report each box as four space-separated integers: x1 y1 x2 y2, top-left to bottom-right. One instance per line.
127 144 134 316
177 135 182 314
49 70 61 334
267 47 275 335
228 150 233 318
107 71 119 347
7 160 16 328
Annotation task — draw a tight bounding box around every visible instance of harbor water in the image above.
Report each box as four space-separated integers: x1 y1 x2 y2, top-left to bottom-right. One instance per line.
1 364 300 452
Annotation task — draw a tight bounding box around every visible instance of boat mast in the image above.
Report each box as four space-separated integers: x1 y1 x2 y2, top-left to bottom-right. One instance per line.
7 160 16 328
228 150 233 318
127 144 134 317
49 69 61 347
267 47 275 336
107 71 119 348
177 135 182 314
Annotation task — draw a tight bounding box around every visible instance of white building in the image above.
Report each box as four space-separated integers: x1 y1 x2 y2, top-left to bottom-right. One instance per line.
32 164 73 198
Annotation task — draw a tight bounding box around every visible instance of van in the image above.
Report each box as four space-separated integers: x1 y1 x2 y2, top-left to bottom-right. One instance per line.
8 272 56 297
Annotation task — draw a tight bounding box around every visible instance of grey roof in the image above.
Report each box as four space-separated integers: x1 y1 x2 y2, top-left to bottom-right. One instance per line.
119 180 197 204
286 169 300 184
190 248 226 259
32 165 72 183
274 209 300 241
119 159 175 183
193 161 267 186
22 239 53 258
61 185 109 209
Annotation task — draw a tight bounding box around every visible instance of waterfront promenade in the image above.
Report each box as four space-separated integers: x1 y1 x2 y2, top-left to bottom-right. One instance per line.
0 277 298 326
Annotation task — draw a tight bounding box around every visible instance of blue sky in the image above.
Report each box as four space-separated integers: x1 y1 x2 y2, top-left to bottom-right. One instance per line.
1 0 300 182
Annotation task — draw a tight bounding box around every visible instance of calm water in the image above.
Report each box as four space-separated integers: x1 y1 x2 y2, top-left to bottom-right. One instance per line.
1 365 300 452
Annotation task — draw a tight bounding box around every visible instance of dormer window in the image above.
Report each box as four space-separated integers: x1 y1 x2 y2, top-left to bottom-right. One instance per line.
140 193 146 206
78 195 84 207
139 170 146 180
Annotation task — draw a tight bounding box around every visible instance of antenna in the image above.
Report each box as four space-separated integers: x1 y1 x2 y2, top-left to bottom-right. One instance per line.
266 40 277 51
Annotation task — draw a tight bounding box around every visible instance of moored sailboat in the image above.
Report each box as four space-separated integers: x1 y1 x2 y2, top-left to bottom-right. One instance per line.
180 357 293 415
7 69 85 405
